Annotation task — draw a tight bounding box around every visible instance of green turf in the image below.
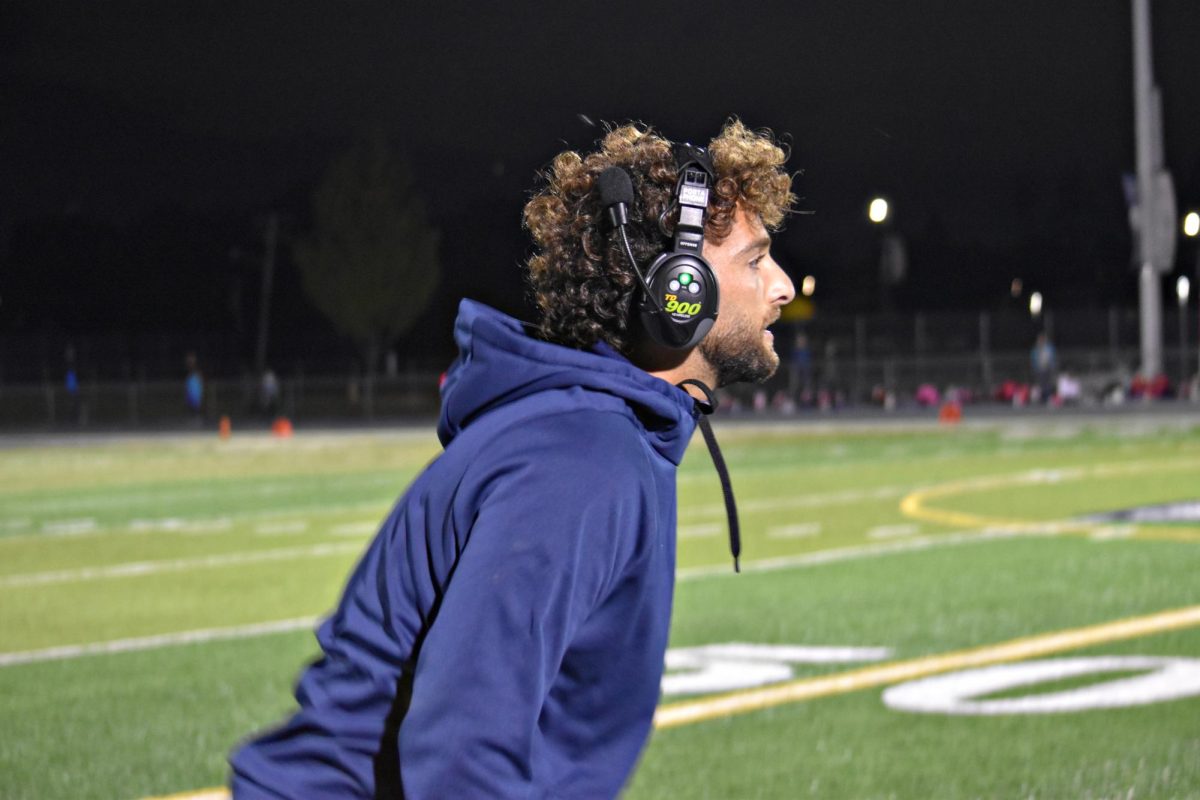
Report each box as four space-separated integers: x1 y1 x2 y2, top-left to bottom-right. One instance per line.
1 419 1199 799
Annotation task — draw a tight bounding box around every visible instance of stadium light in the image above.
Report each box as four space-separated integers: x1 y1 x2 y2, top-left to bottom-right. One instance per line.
1185 212 1200 238
868 198 889 224
1179 276 1191 389
1029 291 1043 317
801 275 816 297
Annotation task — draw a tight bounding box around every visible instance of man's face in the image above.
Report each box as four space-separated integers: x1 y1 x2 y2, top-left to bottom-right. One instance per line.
698 207 796 387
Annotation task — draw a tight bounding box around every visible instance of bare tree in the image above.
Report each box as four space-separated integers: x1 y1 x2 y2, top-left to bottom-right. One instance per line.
295 134 440 413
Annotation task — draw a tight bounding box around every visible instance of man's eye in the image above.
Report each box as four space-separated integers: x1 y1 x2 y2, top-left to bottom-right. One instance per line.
749 256 763 269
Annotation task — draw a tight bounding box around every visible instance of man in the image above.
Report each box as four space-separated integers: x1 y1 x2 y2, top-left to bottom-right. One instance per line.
1031 332 1057 403
229 119 795 798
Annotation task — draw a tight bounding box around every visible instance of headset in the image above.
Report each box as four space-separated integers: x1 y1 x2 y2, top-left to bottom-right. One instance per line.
598 145 719 350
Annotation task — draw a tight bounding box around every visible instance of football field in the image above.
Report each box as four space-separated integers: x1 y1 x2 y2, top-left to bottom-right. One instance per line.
2 414 1199 799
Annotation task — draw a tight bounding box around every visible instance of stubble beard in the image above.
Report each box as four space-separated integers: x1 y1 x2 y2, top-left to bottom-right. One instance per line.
698 310 780 388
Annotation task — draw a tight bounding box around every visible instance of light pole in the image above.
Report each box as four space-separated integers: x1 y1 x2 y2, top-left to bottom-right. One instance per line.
1186 212 1200 380
1177 276 1190 393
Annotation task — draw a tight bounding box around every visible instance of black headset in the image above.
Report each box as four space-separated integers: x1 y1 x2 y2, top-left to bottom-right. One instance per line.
599 145 719 350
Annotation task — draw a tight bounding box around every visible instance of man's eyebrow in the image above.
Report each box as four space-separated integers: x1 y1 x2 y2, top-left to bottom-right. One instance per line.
733 236 772 259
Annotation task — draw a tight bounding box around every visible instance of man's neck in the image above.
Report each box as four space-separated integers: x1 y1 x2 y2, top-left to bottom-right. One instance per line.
633 343 718 400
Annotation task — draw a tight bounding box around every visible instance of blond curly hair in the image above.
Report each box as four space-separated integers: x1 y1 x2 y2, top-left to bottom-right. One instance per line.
523 119 795 353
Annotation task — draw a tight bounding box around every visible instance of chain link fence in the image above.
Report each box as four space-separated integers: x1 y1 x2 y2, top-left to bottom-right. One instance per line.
3 306 1198 429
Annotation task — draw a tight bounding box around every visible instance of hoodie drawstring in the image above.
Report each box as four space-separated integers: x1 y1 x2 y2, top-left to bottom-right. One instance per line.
676 379 741 573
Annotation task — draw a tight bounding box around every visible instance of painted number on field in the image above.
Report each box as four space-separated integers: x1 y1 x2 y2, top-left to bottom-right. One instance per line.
664 645 1200 714
883 656 1200 715
663 643 892 696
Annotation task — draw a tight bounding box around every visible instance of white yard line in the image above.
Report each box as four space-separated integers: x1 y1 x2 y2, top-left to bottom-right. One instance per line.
254 520 309 536
0 501 389 545
0 542 363 589
40 518 99 536
675 528 1030 581
128 517 233 535
684 485 908 520
867 523 920 540
3 473 399 516
678 523 724 538
766 523 822 539
329 521 379 537
0 617 318 668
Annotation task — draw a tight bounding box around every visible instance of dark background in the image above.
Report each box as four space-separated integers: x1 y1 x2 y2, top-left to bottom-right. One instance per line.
3 1 1198 378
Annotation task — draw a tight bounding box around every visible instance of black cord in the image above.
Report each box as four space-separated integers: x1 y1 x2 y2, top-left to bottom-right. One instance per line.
618 225 670 318
677 379 741 572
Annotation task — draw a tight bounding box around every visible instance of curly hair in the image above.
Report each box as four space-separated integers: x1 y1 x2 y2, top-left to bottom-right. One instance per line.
523 119 795 353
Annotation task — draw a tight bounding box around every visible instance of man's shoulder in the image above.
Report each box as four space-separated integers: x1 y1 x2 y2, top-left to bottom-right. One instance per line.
462 387 644 448
479 403 647 471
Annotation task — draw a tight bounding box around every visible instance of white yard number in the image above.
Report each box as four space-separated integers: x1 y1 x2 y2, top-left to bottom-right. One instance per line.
882 656 1200 715
662 643 891 696
663 645 1200 714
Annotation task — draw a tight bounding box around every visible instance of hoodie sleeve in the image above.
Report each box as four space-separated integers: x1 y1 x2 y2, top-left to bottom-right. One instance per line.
397 410 655 798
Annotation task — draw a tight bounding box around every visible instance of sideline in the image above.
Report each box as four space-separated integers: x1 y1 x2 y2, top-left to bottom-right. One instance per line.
142 603 1200 800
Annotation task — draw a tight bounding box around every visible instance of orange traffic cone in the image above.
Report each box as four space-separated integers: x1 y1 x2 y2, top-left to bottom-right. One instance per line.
218 415 232 439
272 416 293 438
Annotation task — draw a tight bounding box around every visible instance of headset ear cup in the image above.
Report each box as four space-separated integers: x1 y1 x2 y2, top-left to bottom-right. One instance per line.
638 253 719 349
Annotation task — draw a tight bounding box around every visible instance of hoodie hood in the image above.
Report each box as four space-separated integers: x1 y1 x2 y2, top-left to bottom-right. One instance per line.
438 300 698 465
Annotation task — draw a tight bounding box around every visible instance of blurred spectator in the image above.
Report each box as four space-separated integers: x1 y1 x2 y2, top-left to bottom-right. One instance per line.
915 383 940 407
185 352 204 421
64 345 83 425
260 368 281 416
788 332 812 404
1056 372 1081 405
821 339 840 395
1031 333 1057 403
996 381 1041 406
1131 372 1171 400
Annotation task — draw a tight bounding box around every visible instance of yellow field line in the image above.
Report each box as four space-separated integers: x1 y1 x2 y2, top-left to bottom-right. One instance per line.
653 603 1200 728
145 604 1200 799
898 460 1200 542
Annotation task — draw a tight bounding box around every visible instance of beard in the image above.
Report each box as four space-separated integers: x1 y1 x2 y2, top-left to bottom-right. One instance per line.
698 308 780 387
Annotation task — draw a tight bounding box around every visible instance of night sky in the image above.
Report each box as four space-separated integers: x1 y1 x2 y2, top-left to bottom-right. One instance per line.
3 1 1199 375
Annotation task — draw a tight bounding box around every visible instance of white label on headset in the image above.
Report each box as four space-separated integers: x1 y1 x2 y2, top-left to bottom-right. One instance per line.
679 186 709 207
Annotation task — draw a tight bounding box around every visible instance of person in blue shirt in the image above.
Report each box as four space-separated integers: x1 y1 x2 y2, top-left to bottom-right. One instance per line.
229 119 796 798
1031 332 1057 403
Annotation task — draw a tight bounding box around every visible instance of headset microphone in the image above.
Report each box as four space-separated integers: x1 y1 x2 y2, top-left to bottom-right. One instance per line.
597 166 633 228
598 167 672 321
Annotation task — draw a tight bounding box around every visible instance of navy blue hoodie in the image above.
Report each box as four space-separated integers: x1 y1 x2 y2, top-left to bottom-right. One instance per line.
230 300 699 798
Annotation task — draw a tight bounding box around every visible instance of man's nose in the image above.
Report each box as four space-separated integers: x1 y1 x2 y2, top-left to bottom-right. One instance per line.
768 258 795 306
